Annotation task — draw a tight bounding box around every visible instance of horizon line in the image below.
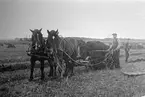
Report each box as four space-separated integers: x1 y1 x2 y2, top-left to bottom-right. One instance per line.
1 36 145 40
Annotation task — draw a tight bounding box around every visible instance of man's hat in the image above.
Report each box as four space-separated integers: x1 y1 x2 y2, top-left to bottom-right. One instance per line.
112 33 117 36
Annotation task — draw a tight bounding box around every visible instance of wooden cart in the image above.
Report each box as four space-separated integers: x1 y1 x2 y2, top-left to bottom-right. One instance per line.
86 50 115 69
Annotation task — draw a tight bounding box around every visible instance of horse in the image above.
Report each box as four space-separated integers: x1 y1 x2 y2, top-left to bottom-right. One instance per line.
46 29 84 78
28 28 54 81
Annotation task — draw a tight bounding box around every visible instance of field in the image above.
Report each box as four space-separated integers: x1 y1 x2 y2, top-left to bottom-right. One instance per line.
1 40 145 97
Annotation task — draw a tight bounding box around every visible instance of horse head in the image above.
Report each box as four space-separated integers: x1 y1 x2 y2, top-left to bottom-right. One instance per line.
46 29 60 54
30 28 44 52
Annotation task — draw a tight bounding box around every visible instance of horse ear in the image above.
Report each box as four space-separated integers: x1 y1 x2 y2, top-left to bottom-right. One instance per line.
56 29 59 35
30 29 34 33
39 28 42 32
47 30 50 34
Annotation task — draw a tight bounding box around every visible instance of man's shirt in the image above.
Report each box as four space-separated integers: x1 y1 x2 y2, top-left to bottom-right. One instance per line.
109 38 120 51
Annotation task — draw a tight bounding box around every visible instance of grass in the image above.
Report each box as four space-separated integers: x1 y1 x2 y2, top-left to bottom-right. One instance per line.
0 69 144 97
0 44 29 63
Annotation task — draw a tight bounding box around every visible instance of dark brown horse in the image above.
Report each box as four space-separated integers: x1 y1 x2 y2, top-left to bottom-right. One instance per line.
46 29 85 77
29 28 54 81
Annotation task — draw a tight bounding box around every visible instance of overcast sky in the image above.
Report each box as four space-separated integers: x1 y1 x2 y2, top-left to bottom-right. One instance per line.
0 0 145 39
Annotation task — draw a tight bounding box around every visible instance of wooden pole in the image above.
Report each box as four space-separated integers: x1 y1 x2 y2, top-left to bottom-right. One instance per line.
91 50 108 52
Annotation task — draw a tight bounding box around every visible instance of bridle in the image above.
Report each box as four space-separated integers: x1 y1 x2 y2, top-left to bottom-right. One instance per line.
31 32 44 53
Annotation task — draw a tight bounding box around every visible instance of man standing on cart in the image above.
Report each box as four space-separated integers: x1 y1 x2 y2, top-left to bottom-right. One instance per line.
107 33 121 68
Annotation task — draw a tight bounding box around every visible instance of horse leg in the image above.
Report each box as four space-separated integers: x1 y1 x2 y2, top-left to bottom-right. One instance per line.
40 60 45 80
48 61 53 77
53 64 57 77
69 61 74 77
29 57 35 81
63 67 69 77
71 66 74 76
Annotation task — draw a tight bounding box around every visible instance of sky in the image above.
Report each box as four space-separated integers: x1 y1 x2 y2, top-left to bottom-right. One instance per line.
0 0 145 39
